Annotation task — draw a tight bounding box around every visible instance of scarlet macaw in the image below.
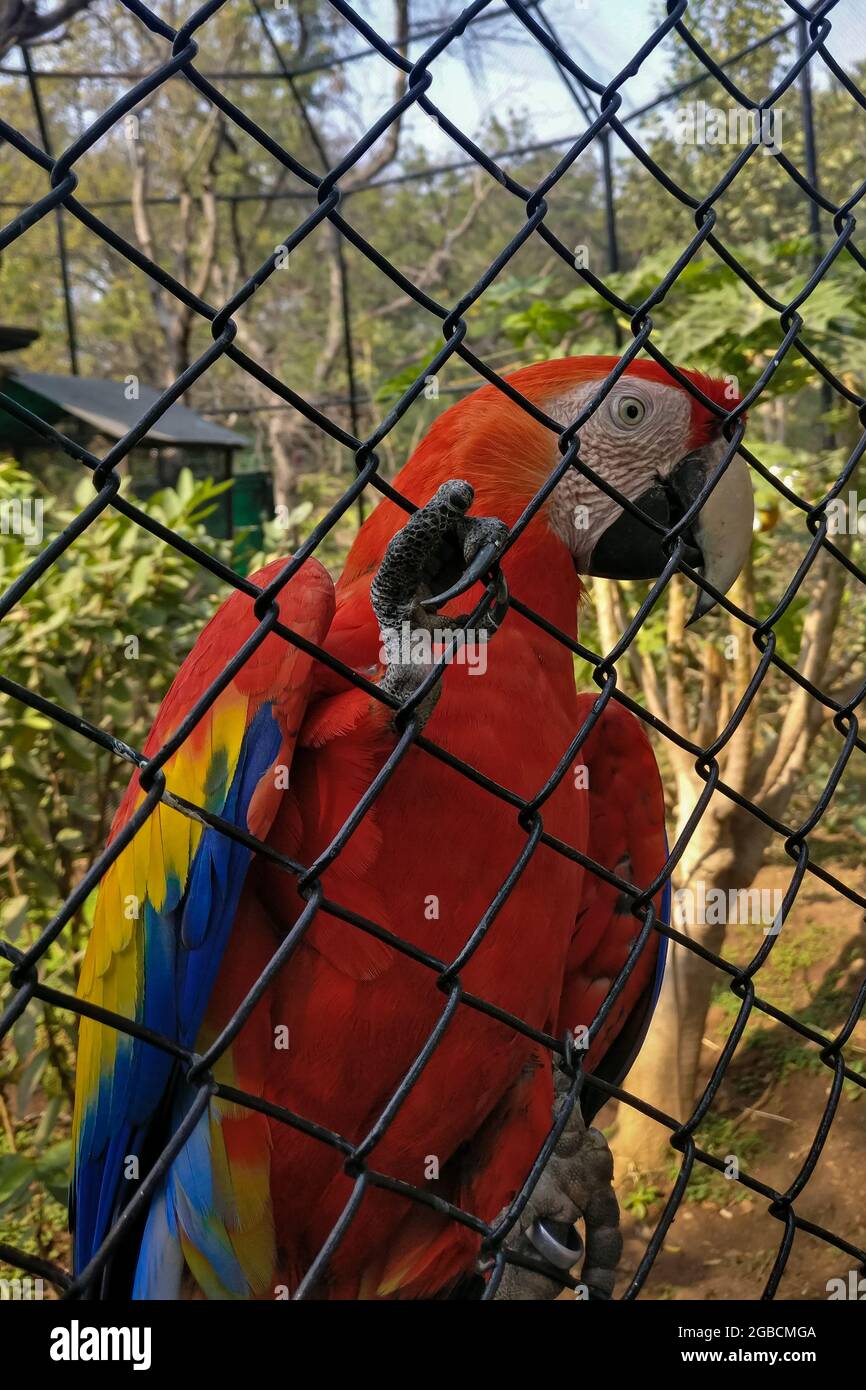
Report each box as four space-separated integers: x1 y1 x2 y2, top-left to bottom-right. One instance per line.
71 355 752 1299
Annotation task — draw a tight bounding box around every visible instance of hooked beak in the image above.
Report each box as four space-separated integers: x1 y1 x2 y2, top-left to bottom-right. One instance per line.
586 442 754 624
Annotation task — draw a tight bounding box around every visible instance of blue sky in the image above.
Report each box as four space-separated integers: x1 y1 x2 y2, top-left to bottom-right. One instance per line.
347 0 866 165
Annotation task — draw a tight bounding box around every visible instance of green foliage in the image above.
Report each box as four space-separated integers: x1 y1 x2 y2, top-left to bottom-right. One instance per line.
0 1141 70 1215
0 462 234 931
496 242 866 401
679 1115 764 1204
248 466 360 579
0 1120 69 1275
622 1180 663 1221
0 461 236 1265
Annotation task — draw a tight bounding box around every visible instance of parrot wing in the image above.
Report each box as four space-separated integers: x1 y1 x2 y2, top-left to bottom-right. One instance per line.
555 695 669 1121
363 698 671 1300
71 556 335 1291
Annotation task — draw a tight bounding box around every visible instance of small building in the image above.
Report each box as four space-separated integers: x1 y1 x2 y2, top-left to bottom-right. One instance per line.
0 326 39 354
0 367 273 551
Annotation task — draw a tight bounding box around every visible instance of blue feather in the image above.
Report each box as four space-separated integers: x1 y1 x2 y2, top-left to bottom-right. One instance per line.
75 701 284 1283
133 1182 184 1300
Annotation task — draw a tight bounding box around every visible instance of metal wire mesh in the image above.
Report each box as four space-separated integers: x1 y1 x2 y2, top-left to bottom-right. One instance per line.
0 0 865 1302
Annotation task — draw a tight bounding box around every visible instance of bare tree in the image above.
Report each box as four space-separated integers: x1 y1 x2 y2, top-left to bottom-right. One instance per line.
0 0 92 58
211 0 414 511
129 104 224 388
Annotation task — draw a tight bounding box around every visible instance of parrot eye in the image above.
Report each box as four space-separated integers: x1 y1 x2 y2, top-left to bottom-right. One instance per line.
616 395 647 426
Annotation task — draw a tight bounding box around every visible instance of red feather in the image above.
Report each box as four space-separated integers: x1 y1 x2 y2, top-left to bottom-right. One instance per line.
74 354 716 1298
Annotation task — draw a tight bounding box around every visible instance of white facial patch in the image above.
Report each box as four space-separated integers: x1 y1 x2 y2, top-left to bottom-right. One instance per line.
545 378 695 566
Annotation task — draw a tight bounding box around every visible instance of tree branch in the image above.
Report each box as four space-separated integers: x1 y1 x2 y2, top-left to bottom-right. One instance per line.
757 546 848 818
366 174 496 320
0 0 91 60
341 0 410 191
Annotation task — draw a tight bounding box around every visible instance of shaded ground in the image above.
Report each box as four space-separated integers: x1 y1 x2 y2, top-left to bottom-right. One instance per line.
612 859 866 1301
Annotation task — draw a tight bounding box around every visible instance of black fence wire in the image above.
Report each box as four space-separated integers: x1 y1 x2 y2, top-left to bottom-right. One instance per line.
0 0 864 1302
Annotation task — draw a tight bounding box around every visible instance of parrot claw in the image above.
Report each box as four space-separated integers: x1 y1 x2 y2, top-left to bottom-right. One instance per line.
527 1217 584 1270
370 480 509 726
492 1077 622 1301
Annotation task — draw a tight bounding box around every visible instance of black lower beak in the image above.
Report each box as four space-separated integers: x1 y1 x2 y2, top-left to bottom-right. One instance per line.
587 452 707 581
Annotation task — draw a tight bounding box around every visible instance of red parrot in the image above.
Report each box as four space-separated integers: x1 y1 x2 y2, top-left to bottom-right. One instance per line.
71 355 752 1299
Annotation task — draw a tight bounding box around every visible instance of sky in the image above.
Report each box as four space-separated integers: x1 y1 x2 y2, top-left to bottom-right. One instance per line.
346 0 866 168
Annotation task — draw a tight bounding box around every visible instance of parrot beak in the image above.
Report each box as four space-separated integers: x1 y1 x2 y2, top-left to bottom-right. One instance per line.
586 442 754 624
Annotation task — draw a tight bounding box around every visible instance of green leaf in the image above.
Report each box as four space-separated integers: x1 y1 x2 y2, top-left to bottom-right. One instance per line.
125 553 155 605
56 827 84 851
12 1008 36 1060
16 1047 48 1117
0 895 29 940
0 1155 34 1214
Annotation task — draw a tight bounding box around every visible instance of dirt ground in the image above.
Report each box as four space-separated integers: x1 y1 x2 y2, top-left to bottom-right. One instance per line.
610 858 866 1301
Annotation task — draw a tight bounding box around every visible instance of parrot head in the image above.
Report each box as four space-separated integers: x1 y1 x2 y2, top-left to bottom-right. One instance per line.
343 354 753 625
538 357 753 622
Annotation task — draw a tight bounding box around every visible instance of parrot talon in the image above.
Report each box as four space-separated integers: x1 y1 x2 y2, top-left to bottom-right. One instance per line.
493 1075 623 1301
420 536 501 611
528 1217 584 1271
370 479 509 728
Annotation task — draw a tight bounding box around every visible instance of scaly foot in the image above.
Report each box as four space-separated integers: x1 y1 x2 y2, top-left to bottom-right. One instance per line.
370 480 508 726
494 1071 622 1300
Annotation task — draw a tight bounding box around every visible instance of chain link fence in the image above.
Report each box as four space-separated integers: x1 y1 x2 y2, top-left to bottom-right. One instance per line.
0 0 865 1301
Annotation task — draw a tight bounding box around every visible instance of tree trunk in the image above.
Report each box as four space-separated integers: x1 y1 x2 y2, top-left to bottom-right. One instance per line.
589 533 850 1182
612 774 775 1176
265 410 305 514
